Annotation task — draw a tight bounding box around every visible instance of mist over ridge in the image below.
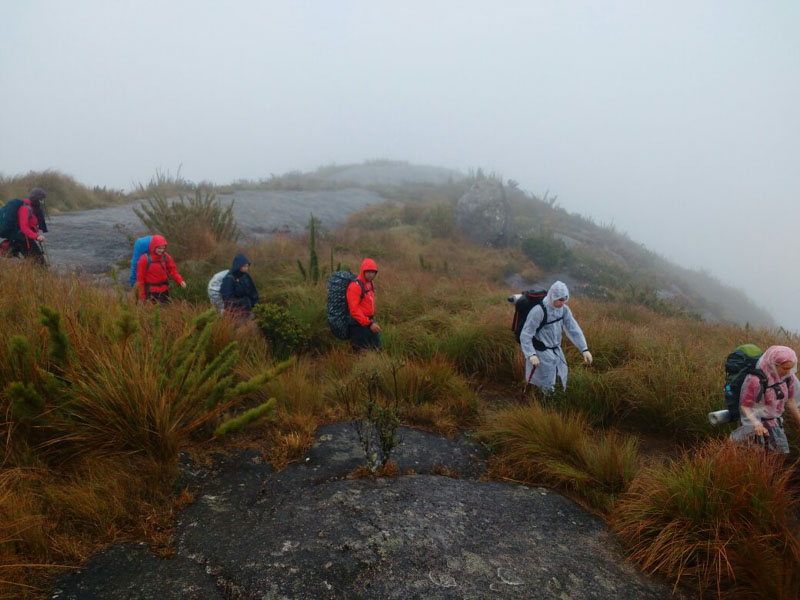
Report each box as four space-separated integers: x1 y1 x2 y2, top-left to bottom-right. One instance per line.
2 1 797 329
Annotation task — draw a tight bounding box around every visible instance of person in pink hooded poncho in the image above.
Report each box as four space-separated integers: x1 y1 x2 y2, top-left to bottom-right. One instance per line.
729 345 800 453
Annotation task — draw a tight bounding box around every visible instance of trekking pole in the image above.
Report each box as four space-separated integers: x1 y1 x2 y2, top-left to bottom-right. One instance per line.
519 365 536 402
40 240 51 268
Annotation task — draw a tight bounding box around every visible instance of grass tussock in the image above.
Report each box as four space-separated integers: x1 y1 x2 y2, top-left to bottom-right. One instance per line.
0 458 179 598
613 439 800 599
480 403 640 513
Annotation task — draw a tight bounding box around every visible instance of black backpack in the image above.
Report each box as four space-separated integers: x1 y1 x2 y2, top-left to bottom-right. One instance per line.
510 289 563 346
326 271 366 339
0 198 25 239
723 344 790 422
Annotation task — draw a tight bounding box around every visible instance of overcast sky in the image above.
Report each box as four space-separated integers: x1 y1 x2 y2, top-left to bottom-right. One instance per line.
1 1 798 330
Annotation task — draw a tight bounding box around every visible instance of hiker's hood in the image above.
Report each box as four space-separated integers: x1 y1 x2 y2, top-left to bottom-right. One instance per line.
149 235 167 254
545 281 569 306
231 253 250 272
757 346 798 384
358 258 378 280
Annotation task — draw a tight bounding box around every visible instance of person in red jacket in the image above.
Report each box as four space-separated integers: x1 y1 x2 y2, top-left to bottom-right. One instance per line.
136 234 186 303
9 188 47 265
346 258 381 351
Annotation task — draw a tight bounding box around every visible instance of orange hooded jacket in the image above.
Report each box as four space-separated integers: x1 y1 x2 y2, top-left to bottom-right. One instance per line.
346 258 377 326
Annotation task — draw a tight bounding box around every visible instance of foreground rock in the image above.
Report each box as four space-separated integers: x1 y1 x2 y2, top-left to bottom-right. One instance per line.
52 424 673 599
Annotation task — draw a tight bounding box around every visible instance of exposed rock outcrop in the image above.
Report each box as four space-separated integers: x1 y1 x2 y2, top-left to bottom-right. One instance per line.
52 424 675 599
455 181 513 248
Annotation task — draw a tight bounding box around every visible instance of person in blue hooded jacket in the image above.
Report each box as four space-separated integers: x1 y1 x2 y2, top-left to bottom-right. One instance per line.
220 253 259 318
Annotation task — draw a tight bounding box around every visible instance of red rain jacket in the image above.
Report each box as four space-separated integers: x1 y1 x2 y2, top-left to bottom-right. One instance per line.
137 235 184 299
346 258 377 326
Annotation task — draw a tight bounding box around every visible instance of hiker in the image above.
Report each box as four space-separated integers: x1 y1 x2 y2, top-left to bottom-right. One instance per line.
519 280 592 393
7 188 48 265
729 345 800 454
136 235 186 303
129 235 152 287
347 258 381 351
220 253 259 319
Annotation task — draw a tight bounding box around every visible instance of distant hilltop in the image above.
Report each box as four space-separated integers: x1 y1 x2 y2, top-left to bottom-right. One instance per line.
318 160 465 186
295 160 774 330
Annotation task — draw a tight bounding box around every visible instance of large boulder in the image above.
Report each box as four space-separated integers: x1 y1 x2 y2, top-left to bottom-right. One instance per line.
455 181 513 247
51 424 679 600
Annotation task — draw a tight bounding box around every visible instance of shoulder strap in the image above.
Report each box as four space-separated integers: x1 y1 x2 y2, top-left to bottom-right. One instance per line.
535 305 548 336
534 305 565 335
356 279 366 300
752 369 770 403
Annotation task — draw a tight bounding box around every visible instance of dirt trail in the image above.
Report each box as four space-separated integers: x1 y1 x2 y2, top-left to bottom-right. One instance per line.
44 188 384 273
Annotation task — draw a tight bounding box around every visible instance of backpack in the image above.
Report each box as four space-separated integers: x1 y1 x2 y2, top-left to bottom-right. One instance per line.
326 271 366 339
510 289 563 345
0 199 25 239
129 236 153 287
721 344 789 423
207 270 229 312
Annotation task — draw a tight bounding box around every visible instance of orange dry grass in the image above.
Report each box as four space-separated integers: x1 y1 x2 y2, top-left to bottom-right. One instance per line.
0 458 178 599
613 440 800 599
480 403 640 514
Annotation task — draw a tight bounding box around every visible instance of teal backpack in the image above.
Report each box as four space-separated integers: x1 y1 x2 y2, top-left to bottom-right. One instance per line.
0 199 25 239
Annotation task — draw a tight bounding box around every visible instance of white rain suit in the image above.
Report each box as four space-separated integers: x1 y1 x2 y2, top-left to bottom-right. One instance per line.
519 281 589 392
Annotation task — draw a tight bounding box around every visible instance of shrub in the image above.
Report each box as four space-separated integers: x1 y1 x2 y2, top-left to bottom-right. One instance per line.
613 440 800 599
133 188 240 259
2 304 291 462
254 303 306 360
334 356 402 472
520 232 569 270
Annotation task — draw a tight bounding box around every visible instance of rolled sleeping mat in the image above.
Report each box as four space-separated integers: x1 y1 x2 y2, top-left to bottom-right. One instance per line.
708 409 732 426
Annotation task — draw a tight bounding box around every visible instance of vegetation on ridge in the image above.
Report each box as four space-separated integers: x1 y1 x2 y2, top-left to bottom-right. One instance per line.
0 168 797 599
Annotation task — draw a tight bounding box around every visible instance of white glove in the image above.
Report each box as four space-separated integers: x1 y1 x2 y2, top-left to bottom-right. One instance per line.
529 355 540 367
582 350 593 365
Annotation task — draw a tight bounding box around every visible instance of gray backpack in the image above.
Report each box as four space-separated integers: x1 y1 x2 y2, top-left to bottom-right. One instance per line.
207 270 229 312
326 271 365 339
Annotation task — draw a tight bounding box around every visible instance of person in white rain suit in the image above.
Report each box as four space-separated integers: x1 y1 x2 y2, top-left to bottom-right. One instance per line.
519 281 592 393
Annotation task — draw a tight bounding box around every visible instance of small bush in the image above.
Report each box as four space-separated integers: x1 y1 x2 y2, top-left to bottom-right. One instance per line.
520 232 569 270
613 440 800 599
254 303 305 360
134 188 240 259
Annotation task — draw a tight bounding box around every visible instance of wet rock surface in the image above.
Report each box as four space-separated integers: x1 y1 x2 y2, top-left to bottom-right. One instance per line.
52 424 675 599
455 180 513 248
44 188 384 274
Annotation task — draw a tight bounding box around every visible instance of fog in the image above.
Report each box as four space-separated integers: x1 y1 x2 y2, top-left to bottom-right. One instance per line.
1 1 798 330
